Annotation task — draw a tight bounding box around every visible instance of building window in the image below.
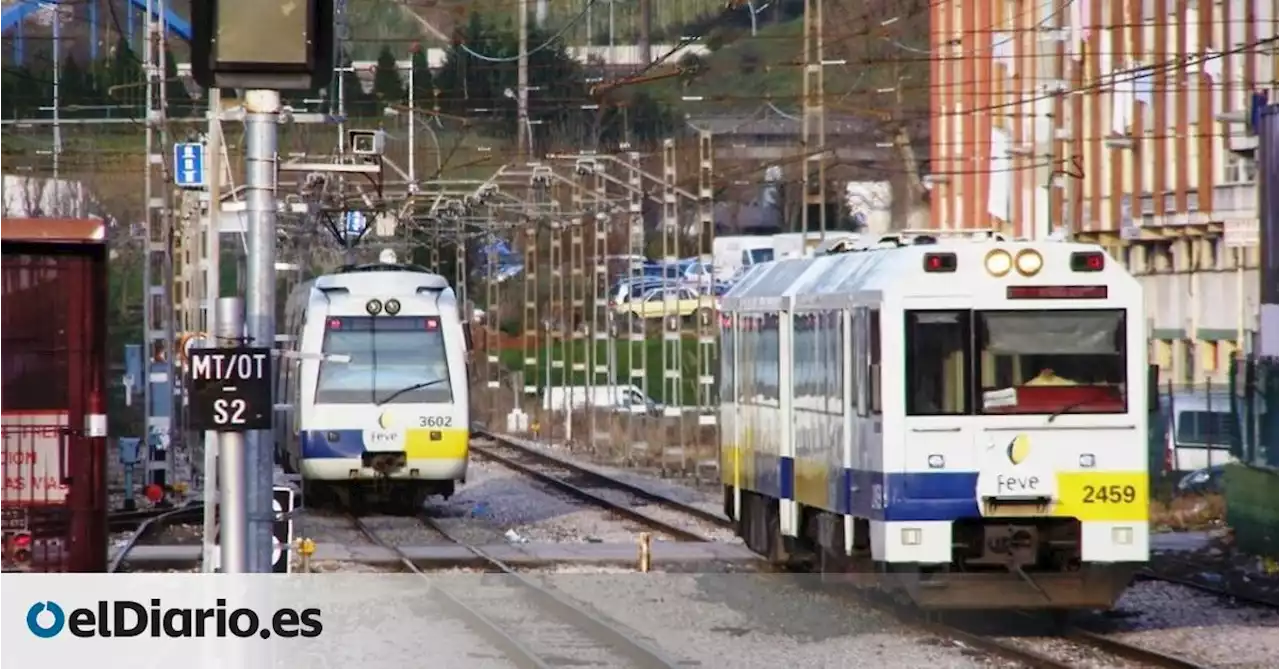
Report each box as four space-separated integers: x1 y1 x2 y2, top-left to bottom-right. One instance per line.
1222 154 1258 184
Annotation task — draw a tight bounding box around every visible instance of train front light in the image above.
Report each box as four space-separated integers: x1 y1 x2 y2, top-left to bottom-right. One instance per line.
1014 249 1044 276
984 249 1013 277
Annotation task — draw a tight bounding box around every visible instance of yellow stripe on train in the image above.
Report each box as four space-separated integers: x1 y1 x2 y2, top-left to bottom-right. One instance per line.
1053 471 1149 522
404 428 469 460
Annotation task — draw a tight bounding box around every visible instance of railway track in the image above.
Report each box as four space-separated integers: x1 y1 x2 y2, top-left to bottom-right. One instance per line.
930 617 1212 669
108 504 203 533
469 434 733 542
1134 568 1280 608
107 502 204 573
352 513 686 669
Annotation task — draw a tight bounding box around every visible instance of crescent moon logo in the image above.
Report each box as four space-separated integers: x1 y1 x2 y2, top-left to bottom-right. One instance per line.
378 411 393 430
1007 434 1031 466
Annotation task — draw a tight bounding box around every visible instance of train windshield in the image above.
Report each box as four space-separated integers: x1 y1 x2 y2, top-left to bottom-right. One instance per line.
316 316 453 404
905 309 1127 416
976 310 1127 415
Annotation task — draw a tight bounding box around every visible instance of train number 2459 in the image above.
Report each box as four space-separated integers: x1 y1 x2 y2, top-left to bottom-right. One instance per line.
418 416 453 428
1082 484 1137 504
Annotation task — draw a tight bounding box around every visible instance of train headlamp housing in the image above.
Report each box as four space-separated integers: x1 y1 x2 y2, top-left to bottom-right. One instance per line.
366 299 383 315
384 299 402 315
1014 250 1044 276
984 249 1013 277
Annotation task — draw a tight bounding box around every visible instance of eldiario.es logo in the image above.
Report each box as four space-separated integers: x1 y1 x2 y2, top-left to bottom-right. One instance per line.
26 599 322 639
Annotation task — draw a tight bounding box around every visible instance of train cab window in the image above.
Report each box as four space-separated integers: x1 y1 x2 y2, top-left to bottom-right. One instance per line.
316 316 453 404
976 310 1126 415
905 310 972 415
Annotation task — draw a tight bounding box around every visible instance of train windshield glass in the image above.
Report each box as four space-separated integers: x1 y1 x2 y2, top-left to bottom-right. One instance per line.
976 310 1127 415
316 316 453 404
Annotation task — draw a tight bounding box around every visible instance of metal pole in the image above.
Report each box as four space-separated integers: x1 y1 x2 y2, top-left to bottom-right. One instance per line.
216 297 248 573
50 2 61 182
243 89 280 573
201 89 224 573
517 0 530 161
408 63 416 186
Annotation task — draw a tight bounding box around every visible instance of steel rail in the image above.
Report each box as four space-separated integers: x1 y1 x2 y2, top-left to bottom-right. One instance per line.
108 504 203 532
106 502 204 573
921 619 1212 669
472 430 733 530
352 515 684 669
1134 569 1280 608
1065 626 1211 669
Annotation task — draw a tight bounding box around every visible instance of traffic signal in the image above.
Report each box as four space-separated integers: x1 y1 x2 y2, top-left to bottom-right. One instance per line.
190 0 334 91
9 532 32 564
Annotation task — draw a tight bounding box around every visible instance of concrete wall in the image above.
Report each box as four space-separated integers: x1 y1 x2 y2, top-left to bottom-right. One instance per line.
1224 463 1278 558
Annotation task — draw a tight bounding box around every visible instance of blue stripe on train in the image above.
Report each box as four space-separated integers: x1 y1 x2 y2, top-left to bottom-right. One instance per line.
738 452 982 521
300 430 364 459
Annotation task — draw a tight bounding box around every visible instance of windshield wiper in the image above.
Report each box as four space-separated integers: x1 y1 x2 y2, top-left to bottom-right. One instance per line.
1047 394 1105 424
374 378 448 407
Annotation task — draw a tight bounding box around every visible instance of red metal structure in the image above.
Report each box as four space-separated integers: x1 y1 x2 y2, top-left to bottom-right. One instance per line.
2 218 109 572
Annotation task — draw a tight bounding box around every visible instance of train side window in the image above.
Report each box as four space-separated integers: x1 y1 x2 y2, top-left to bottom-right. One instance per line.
905 310 972 415
852 308 869 416
720 315 736 403
869 309 881 414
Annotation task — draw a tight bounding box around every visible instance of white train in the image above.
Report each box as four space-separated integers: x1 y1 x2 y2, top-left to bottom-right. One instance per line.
277 254 471 511
719 232 1155 610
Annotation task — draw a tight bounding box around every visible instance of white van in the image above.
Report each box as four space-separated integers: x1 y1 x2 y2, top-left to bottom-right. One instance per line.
542 385 661 415
1159 391 1239 474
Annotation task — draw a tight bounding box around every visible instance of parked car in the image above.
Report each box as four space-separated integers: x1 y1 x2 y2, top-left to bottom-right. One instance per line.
1176 464 1227 495
1158 391 1239 474
615 286 719 321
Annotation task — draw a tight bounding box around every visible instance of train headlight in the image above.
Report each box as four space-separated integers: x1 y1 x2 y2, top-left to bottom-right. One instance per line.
1079 453 1096 468
927 454 945 469
984 249 1013 277
385 299 402 315
366 299 383 315
1014 249 1044 276
900 528 922 546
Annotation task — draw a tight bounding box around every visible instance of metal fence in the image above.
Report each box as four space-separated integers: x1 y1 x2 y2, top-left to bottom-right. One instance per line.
1230 355 1279 470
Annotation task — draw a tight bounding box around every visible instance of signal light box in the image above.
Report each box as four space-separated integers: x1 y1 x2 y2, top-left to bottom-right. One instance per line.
190 0 334 91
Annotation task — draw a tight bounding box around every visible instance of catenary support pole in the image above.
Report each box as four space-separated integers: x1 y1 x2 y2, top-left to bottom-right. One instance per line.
517 0 530 161
216 297 248 573
201 88 224 573
243 89 280 573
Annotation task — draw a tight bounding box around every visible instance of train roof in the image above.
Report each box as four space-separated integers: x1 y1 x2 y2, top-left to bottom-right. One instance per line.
721 236 1139 311
312 265 452 295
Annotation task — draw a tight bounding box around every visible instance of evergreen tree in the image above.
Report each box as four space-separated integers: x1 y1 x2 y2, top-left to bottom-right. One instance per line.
107 37 145 115
371 45 403 106
163 46 191 117
406 45 434 109
339 52 375 118
58 56 91 119
435 14 589 144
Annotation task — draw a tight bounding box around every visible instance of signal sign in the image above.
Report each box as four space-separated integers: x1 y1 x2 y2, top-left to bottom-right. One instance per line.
208 485 298 573
187 347 273 431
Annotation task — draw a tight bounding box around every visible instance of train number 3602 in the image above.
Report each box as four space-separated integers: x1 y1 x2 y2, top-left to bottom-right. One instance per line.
1082 484 1137 504
418 416 453 428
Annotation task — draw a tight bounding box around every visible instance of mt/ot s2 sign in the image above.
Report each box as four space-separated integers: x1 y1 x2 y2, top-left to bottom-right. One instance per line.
187 347 274 432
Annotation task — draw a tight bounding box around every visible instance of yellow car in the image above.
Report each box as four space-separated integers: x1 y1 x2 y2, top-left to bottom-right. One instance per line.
614 286 720 321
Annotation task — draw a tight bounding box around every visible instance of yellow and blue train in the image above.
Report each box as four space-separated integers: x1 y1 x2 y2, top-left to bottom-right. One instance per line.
718 232 1154 609
277 255 471 512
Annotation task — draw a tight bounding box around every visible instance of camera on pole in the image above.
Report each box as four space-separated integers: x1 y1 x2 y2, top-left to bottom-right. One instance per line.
190 0 335 90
